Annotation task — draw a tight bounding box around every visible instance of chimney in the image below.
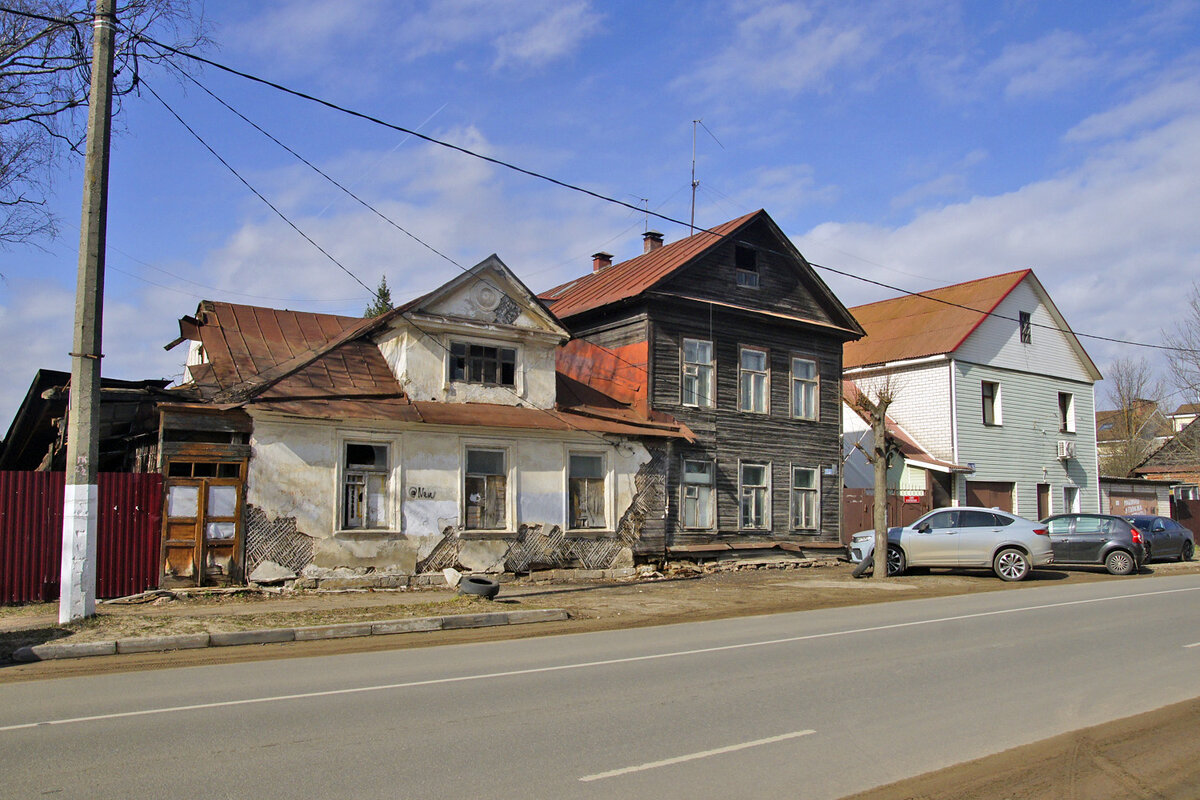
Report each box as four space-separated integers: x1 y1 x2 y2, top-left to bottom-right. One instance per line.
592 251 614 272
642 230 664 253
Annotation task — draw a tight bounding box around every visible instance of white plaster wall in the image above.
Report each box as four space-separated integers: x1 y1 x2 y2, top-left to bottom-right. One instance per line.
247 420 337 537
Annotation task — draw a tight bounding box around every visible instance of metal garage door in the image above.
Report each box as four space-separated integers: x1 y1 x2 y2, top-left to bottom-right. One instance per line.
966 480 1014 512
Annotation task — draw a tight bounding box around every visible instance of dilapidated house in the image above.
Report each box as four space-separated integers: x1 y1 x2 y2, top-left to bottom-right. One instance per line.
157 254 692 586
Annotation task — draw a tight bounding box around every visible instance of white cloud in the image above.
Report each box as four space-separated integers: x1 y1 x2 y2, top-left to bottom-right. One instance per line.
984 31 1105 99
492 2 603 69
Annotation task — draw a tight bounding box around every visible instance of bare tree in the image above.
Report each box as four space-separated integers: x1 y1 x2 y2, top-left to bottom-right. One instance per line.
1164 283 1200 409
851 379 901 580
1100 356 1167 477
0 0 207 245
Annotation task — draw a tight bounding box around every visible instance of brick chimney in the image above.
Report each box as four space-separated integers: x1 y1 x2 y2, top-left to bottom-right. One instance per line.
643 230 664 253
592 251 614 272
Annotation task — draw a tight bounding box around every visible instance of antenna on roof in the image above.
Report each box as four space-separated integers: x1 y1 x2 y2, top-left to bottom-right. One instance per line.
690 119 724 235
638 197 650 232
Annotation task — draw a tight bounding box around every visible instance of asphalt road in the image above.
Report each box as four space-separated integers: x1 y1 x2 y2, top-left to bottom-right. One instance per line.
2 574 1198 800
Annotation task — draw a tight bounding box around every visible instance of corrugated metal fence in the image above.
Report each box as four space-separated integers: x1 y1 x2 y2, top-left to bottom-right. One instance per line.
0 472 162 604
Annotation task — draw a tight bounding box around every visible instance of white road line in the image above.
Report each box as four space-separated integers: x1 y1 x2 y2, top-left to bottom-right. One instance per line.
3 584 1197 733
1185 642 1200 648
579 729 816 782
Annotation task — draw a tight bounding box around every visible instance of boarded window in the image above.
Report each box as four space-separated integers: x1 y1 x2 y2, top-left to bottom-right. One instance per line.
343 443 388 529
682 459 715 529
791 357 818 420
569 453 606 529
465 449 507 530
450 342 517 386
740 462 769 530
682 338 714 407
790 466 818 529
739 347 768 414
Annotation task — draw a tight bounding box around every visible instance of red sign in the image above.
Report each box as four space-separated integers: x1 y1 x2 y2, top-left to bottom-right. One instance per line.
902 495 922 504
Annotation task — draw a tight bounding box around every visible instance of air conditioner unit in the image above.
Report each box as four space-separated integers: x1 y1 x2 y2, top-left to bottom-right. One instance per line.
1057 440 1076 460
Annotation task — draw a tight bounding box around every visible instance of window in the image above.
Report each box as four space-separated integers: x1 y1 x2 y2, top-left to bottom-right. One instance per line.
343 443 388 529
981 380 1001 426
1176 485 1199 501
791 357 818 420
681 459 715 529
449 342 516 386
921 510 959 529
1019 311 1032 344
465 448 507 530
960 510 1001 527
739 462 770 529
1058 392 1075 433
568 453 606 529
739 347 769 413
1063 485 1080 513
735 246 759 288
790 466 818 530
682 339 714 408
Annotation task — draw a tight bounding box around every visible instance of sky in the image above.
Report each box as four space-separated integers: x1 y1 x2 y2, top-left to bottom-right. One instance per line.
1 0 1199 427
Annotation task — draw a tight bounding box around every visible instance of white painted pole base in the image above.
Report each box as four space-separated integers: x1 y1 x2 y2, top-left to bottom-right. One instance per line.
59 484 99 623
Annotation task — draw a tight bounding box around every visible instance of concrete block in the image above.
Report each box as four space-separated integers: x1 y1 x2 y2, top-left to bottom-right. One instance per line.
209 629 295 647
294 623 374 641
505 609 569 625
117 633 210 654
371 617 442 635
13 640 117 661
440 612 510 630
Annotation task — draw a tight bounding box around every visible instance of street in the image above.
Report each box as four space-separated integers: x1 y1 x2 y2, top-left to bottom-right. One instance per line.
2 574 1199 799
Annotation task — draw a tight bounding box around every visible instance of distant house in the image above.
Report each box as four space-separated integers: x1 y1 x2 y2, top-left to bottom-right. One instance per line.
540 209 864 559
1094 399 1172 477
154 255 691 586
844 270 1102 519
1134 417 1200 502
1167 403 1200 434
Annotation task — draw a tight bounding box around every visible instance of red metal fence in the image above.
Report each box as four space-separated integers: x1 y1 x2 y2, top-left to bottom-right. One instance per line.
0 472 162 604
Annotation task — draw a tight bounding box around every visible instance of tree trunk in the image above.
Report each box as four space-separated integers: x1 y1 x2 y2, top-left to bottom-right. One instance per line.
872 406 891 581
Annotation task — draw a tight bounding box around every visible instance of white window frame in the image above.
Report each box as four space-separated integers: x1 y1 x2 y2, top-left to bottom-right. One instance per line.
982 380 1002 426
1058 391 1075 433
566 449 611 531
681 458 716 530
463 443 512 532
739 460 771 531
790 355 819 421
447 337 520 389
1019 311 1032 344
681 338 715 408
735 245 760 289
790 465 819 531
1063 485 1080 513
739 346 769 414
336 435 398 532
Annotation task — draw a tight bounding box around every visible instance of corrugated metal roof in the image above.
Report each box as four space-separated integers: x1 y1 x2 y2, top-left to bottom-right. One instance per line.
539 210 762 319
843 270 1030 369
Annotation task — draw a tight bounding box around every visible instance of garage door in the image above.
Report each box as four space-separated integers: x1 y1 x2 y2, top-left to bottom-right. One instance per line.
966 480 1014 512
1107 489 1157 516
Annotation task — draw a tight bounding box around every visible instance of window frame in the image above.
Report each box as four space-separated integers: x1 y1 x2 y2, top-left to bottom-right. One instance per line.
1058 391 1075 433
735 245 760 289
790 355 819 421
566 449 611 532
448 339 518 388
338 438 394 532
739 346 770 415
680 458 716 531
738 460 771 531
1019 311 1032 344
789 465 819 531
681 337 715 408
981 380 1002 426
463 444 511 532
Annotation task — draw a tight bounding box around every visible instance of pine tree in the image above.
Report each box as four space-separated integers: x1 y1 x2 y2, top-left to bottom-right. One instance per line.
364 275 393 317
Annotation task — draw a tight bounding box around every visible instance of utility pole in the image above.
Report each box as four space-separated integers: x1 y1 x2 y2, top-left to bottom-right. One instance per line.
60 0 116 623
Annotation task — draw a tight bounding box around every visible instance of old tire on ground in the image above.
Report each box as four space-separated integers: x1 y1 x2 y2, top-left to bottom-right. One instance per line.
1181 540 1194 562
458 575 501 599
993 547 1031 581
1105 549 1136 576
886 545 906 576
851 555 873 578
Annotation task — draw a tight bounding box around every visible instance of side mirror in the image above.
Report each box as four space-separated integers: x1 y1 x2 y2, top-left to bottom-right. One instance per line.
916 522 931 533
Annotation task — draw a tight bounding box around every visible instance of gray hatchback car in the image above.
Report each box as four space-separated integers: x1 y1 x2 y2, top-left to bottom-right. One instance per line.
1043 513 1146 575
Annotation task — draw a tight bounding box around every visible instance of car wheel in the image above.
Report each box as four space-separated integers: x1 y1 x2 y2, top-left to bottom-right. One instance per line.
993 548 1030 581
886 545 906 576
851 555 873 578
1105 549 1136 576
458 575 501 599
1181 540 1194 562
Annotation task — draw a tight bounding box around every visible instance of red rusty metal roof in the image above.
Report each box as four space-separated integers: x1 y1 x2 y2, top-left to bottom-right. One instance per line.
843 270 1031 369
539 210 762 319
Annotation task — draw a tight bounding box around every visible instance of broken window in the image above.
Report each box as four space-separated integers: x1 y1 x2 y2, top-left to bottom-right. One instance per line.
740 462 770 530
343 442 388 529
735 246 760 288
739 347 769 414
790 466 818 530
682 459 715 529
568 453 606 529
682 338 714 407
450 342 517 386
465 448 507 530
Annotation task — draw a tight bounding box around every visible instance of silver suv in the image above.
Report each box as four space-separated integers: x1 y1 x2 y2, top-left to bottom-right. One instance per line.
849 506 1054 581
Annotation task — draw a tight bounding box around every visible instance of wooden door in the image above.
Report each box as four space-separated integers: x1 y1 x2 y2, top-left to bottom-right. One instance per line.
162 459 245 587
1037 483 1051 520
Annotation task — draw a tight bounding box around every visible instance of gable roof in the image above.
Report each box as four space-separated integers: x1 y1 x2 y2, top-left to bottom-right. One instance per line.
1095 401 1171 444
844 270 1032 369
1134 415 1200 473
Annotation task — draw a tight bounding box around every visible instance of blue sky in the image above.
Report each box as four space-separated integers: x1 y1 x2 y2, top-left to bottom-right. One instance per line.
2 0 1199 425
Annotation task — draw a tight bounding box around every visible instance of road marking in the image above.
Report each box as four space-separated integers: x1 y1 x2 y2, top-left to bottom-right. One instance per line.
579 729 816 782
3 584 1198 733
1185 642 1200 648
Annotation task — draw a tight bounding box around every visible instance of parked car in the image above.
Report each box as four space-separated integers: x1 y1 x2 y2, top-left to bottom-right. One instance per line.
848 507 1054 581
1124 515 1195 562
1043 513 1145 575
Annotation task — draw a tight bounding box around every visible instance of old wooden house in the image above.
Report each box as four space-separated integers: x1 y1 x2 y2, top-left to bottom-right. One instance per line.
540 209 864 560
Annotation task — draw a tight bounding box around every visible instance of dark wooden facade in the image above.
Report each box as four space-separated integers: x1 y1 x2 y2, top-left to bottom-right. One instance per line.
555 213 862 558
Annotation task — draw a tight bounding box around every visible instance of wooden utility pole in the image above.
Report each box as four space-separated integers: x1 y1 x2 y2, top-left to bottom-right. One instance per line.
60 0 116 623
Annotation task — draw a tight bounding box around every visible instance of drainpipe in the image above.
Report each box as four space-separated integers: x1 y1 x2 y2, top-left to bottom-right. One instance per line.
948 360 960 503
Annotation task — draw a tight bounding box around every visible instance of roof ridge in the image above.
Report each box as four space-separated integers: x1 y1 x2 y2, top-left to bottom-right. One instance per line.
849 268 1031 312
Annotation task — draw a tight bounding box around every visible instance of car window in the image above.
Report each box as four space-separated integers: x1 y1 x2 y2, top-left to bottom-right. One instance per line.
1153 519 1166 532
1074 516 1105 534
959 510 998 527
995 515 1015 526
922 511 958 529
1047 518 1072 535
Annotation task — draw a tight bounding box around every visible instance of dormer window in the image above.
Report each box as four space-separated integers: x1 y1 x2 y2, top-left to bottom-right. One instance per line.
735 246 759 288
450 342 516 386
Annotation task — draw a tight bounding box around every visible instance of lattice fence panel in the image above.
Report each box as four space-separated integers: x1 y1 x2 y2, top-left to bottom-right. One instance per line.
505 524 570 572
244 505 313 575
564 538 624 569
416 528 461 574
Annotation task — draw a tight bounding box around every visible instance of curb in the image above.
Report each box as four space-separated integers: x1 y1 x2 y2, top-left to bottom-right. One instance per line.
11 608 569 663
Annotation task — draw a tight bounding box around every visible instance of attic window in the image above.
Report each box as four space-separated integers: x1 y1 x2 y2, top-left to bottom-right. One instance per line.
1019 311 1032 344
735 246 759 288
450 342 516 387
